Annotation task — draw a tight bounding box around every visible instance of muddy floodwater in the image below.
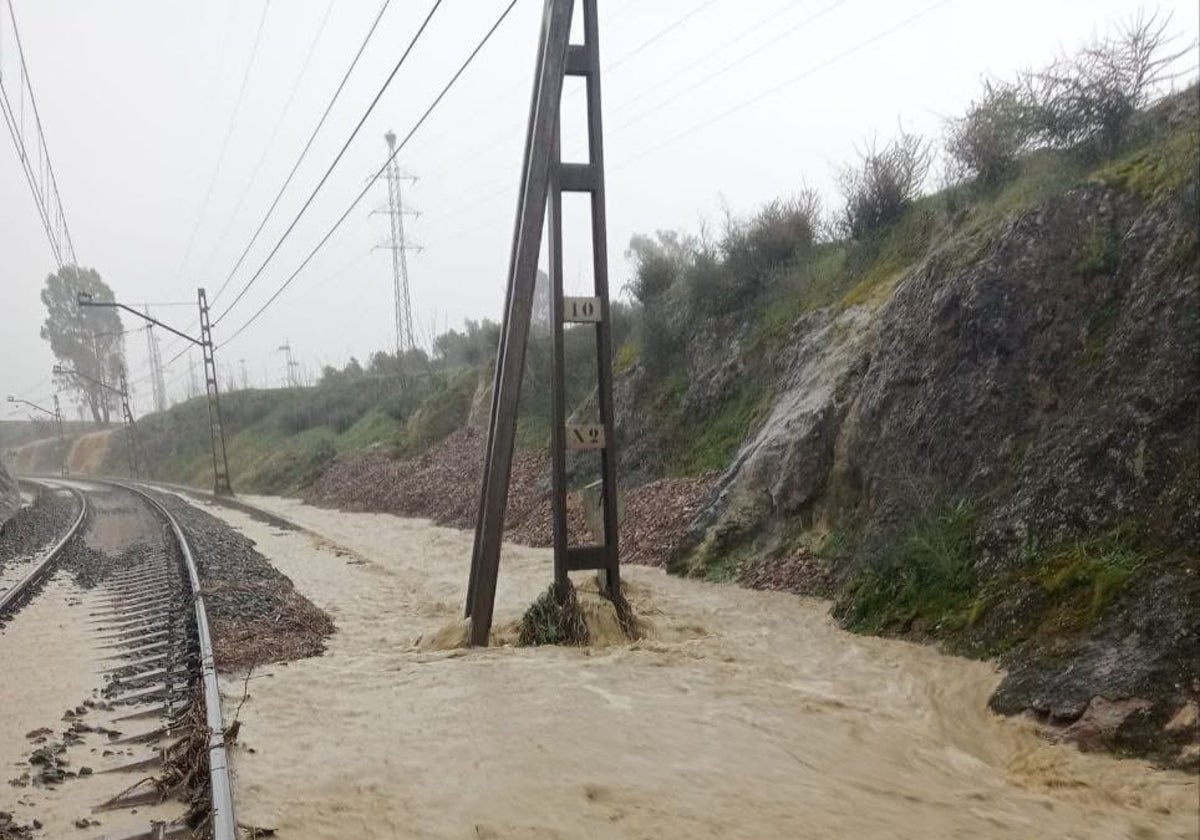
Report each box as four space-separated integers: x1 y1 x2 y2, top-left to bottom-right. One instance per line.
202 496 1197 839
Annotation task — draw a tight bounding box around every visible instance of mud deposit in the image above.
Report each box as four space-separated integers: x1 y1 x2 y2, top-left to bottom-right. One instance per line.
192 496 1198 840
0 487 182 836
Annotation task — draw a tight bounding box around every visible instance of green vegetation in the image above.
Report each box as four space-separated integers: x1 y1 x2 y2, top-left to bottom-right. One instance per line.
668 377 772 477
833 501 977 634
1034 527 1145 621
517 583 588 646
102 356 472 492
1093 116 1200 199
958 526 1147 659
1074 219 1122 277
40 265 126 425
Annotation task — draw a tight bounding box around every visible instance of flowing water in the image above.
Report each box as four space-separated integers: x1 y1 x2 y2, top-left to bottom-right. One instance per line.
202 496 1196 840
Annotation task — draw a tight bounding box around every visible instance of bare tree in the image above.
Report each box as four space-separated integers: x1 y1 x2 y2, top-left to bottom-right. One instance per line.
1035 10 1188 154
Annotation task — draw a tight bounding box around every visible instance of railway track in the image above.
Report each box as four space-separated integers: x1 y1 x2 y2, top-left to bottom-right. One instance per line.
0 479 235 840
0 481 87 615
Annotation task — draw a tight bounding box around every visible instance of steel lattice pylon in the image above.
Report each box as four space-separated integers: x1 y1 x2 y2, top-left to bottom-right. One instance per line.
144 306 167 413
384 131 416 356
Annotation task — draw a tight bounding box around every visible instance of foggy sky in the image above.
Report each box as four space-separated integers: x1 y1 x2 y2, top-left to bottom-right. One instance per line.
2 0 1196 417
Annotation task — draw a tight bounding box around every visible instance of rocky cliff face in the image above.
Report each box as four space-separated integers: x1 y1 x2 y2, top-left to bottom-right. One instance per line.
658 105 1198 766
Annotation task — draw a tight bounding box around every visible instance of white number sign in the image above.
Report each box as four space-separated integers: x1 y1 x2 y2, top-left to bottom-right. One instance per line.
563 296 601 323
566 424 606 451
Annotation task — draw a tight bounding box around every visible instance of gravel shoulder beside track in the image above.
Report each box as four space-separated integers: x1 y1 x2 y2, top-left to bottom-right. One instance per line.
0 484 79 576
143 488 333 672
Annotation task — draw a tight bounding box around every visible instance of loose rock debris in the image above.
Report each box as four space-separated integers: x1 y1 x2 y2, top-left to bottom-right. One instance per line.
306 427 719 567
0 485 79 574
145 489 334 672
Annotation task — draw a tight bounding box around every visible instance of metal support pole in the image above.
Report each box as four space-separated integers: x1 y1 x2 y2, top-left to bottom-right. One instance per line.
466 0 574 645
466 0 620 642
198 288 233 496
53 393 67 475
547 0 620 597
118 366 139 478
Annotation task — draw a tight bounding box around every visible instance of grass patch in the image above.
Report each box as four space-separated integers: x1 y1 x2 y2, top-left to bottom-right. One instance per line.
1074 220 1121 277
1036 529 1143 619
613 341 639 374
337 408 404 452
667 377 772 476
834 500 976 634
1093 121 1200 200
399 370 476 454
517 583 589 646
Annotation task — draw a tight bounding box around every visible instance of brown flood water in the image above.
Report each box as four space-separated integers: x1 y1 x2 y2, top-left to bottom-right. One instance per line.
204 496 1197 840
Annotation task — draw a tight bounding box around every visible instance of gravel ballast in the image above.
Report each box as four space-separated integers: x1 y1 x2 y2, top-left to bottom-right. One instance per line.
145 488 334 672
0 484 80 576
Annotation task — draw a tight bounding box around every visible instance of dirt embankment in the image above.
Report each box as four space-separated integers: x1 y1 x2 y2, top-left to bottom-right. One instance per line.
305 427 717 567
0 458 19 526
2 429 111 477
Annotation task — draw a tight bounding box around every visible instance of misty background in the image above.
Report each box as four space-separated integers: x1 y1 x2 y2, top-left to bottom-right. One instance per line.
2 0 1196 417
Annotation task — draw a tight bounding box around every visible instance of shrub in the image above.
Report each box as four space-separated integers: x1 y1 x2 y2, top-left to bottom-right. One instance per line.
624 230 694 304
722 193 821 282
947 79 1036 185
637 301 685 380
1029 11 1187 156
834 500 977 633
683 248 738 318
837 130 932 240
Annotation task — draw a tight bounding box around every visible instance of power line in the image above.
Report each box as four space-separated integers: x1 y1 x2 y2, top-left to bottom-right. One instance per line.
174 0 272 286
213 0 441 324
419 0 848 240
417 0 725 189
209 0 392 308
196 0 336 285
421 0 955 251
217 0 520 350
618 0 955 168
6 0 76 264
0 87 59 264
0 0 76 266
610 0 848 134
604 0 725 74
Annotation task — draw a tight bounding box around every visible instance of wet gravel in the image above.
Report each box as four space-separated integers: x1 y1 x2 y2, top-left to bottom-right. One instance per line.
143 488 333 671
0 485 81 576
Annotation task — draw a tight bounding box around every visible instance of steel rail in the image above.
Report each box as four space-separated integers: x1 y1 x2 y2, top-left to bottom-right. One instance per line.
112 481 237 840
0 482 87 613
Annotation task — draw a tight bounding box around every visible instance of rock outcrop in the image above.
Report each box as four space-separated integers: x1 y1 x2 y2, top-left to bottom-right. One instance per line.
677 113 1198 765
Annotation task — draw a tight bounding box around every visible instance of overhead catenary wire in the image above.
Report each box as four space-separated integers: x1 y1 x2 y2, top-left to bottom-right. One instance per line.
174 0 273 286
213 0 444 326
1 0 76 267
617 0 956 168
417 0 846 234
610 0 849 134
196 0 337 287
421 0 957 251
208 0 394 308
417 0 728 188
0 87 59 265
217 0 520 351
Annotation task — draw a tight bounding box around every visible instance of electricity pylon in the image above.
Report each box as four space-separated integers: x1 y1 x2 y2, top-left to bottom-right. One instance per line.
379 131 421 356
144 306 167 413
